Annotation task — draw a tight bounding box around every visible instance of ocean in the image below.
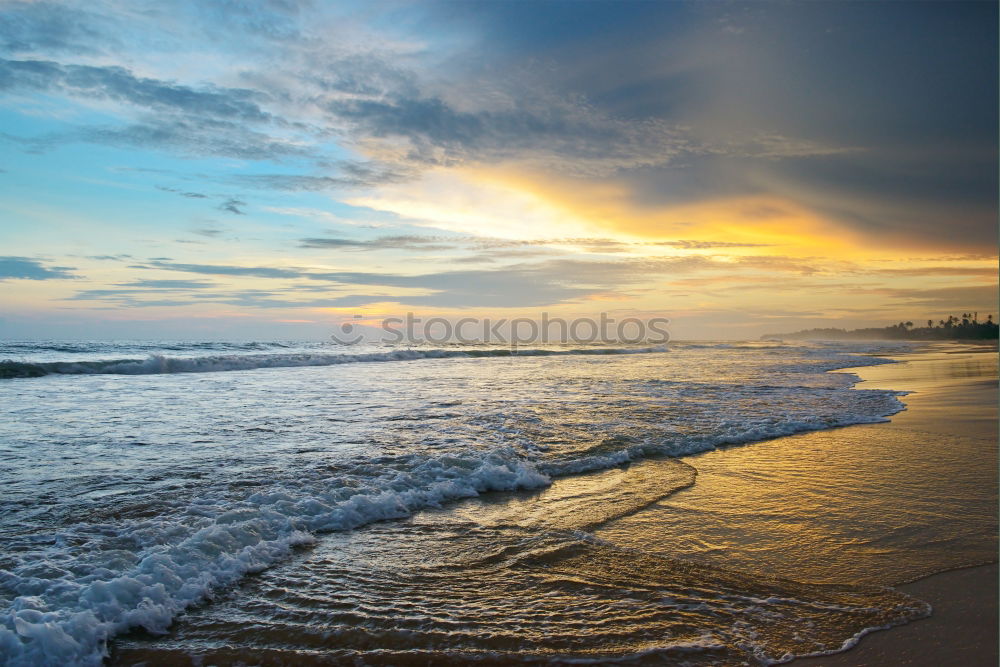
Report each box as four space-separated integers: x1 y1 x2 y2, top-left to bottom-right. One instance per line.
0 340 947 665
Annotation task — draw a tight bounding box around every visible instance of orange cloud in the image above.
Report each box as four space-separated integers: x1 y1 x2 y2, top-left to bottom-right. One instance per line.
467 166 865 256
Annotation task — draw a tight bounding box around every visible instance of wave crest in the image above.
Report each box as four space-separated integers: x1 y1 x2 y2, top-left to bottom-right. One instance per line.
0 346 669 378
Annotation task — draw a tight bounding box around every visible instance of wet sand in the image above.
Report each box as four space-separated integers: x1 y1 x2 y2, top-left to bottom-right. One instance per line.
801 344 998 666
598 342 998 665
106 344 996 664
801 563 997 666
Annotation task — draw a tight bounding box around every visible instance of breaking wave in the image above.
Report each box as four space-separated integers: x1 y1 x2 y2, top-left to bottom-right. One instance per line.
0 345 669 379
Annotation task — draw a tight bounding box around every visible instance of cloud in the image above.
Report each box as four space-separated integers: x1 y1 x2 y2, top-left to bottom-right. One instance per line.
298 255 714 308
0 256 76 280
75 118 311 160
0 57 320 162
145 261 302 279
2 26 844 183
876 284 999 310
70 248 948 312
865 266 999 278
295 234 773 254
731 255 830 276
298 235 458 251
0 58 272 121
219 198 246 215
191 226 224 238
230 164 409 191
2 0 995 332
106 254 716 309
115 279 216 289
0 2 121 56
6 3 988 257
655 240 774 250
156 185 208 199
262 206 390 227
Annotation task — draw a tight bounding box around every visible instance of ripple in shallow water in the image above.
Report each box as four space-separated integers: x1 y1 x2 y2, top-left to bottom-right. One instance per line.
111 460 928 665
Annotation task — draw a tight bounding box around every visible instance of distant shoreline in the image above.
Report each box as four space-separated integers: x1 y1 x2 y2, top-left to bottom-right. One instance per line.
763 317 998 342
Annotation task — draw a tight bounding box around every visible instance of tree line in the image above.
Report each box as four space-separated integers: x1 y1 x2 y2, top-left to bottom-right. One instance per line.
763 313 998 341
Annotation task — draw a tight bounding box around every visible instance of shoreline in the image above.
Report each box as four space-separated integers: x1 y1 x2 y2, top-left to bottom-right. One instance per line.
798 563 998 666
101 342 996 664
796 344 998 665
594 342 997 665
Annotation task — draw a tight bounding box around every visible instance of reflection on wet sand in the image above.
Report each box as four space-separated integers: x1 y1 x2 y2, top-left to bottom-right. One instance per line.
111 459 927 665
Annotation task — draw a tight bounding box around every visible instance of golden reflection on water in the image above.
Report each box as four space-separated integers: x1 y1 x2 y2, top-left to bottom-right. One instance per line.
596 349 998 586
108 347 996 664
111 459 927 665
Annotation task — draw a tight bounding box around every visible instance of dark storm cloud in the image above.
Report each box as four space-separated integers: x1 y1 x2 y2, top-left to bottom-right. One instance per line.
411 1 997 249
321 93 703 176
0 256 76 280
3 0 993 252
746 150 998 248
0 6 841 179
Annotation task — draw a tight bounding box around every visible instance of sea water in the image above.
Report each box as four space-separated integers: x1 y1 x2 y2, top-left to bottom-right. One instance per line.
0 340 928 665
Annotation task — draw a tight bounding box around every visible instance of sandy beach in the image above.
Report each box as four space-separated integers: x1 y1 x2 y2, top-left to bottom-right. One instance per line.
801 344 998 666
4 1 996 663
597 342 998 665
801 563 998 666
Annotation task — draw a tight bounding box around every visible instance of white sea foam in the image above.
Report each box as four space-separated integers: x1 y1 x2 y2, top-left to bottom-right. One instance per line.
0 345 670 378
0 344 910 665
0 449 550 665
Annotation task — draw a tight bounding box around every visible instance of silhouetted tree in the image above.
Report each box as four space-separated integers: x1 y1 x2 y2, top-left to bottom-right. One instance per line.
762 313 997 341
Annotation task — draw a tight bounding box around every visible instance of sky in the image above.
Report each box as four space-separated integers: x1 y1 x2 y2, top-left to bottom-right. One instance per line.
0 0 996 340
